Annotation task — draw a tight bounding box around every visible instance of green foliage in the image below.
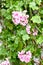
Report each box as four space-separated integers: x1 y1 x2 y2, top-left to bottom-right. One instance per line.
0 0 43 65
31 15 41 23
22 34 30 41
35 0 41 5
29 2 39 10
36 36 43 44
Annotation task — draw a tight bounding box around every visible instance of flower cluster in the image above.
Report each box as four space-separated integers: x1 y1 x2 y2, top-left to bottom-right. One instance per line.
26 24 31 34
26 25 38 36
0 58 10 65
12 11 38 36
18 50 32 63
12 10 29 26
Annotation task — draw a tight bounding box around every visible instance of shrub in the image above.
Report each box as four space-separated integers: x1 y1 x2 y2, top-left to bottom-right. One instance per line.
0 0 43 65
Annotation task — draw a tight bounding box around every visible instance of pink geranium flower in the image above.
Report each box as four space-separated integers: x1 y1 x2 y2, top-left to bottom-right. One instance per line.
24 55 31 63
0 58 10 65
12 11 20 25
26 51 32 58
18 50 25 62
12 11 19 18
20 15 28 26
26 24 31 34
18 50 32 63
12 10 29 26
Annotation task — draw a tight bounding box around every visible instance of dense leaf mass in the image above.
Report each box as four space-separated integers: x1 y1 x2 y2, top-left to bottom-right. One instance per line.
0 0 43 65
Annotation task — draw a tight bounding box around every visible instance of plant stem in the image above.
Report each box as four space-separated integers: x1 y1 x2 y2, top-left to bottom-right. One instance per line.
35 25 42 33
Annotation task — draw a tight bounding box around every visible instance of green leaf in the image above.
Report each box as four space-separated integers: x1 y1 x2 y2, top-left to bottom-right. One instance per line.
28 62 32 65
20 30 26 35
4 21 13 30
14 37 20 50
13 1 23 11
1 9 11 19
41 20 43 24
36 36 43 44
17 42 23 51
17 29 26 36
22 34 30 41
0 47 7 55
35 0 41 5
6 14 11 20
13 52 17 58
41 60 43 65
31 15 41 23
39 9 43 14
29 2 38 10
1 9 6 16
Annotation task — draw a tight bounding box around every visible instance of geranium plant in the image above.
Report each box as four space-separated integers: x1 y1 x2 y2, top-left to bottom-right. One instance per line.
0 0 43 65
